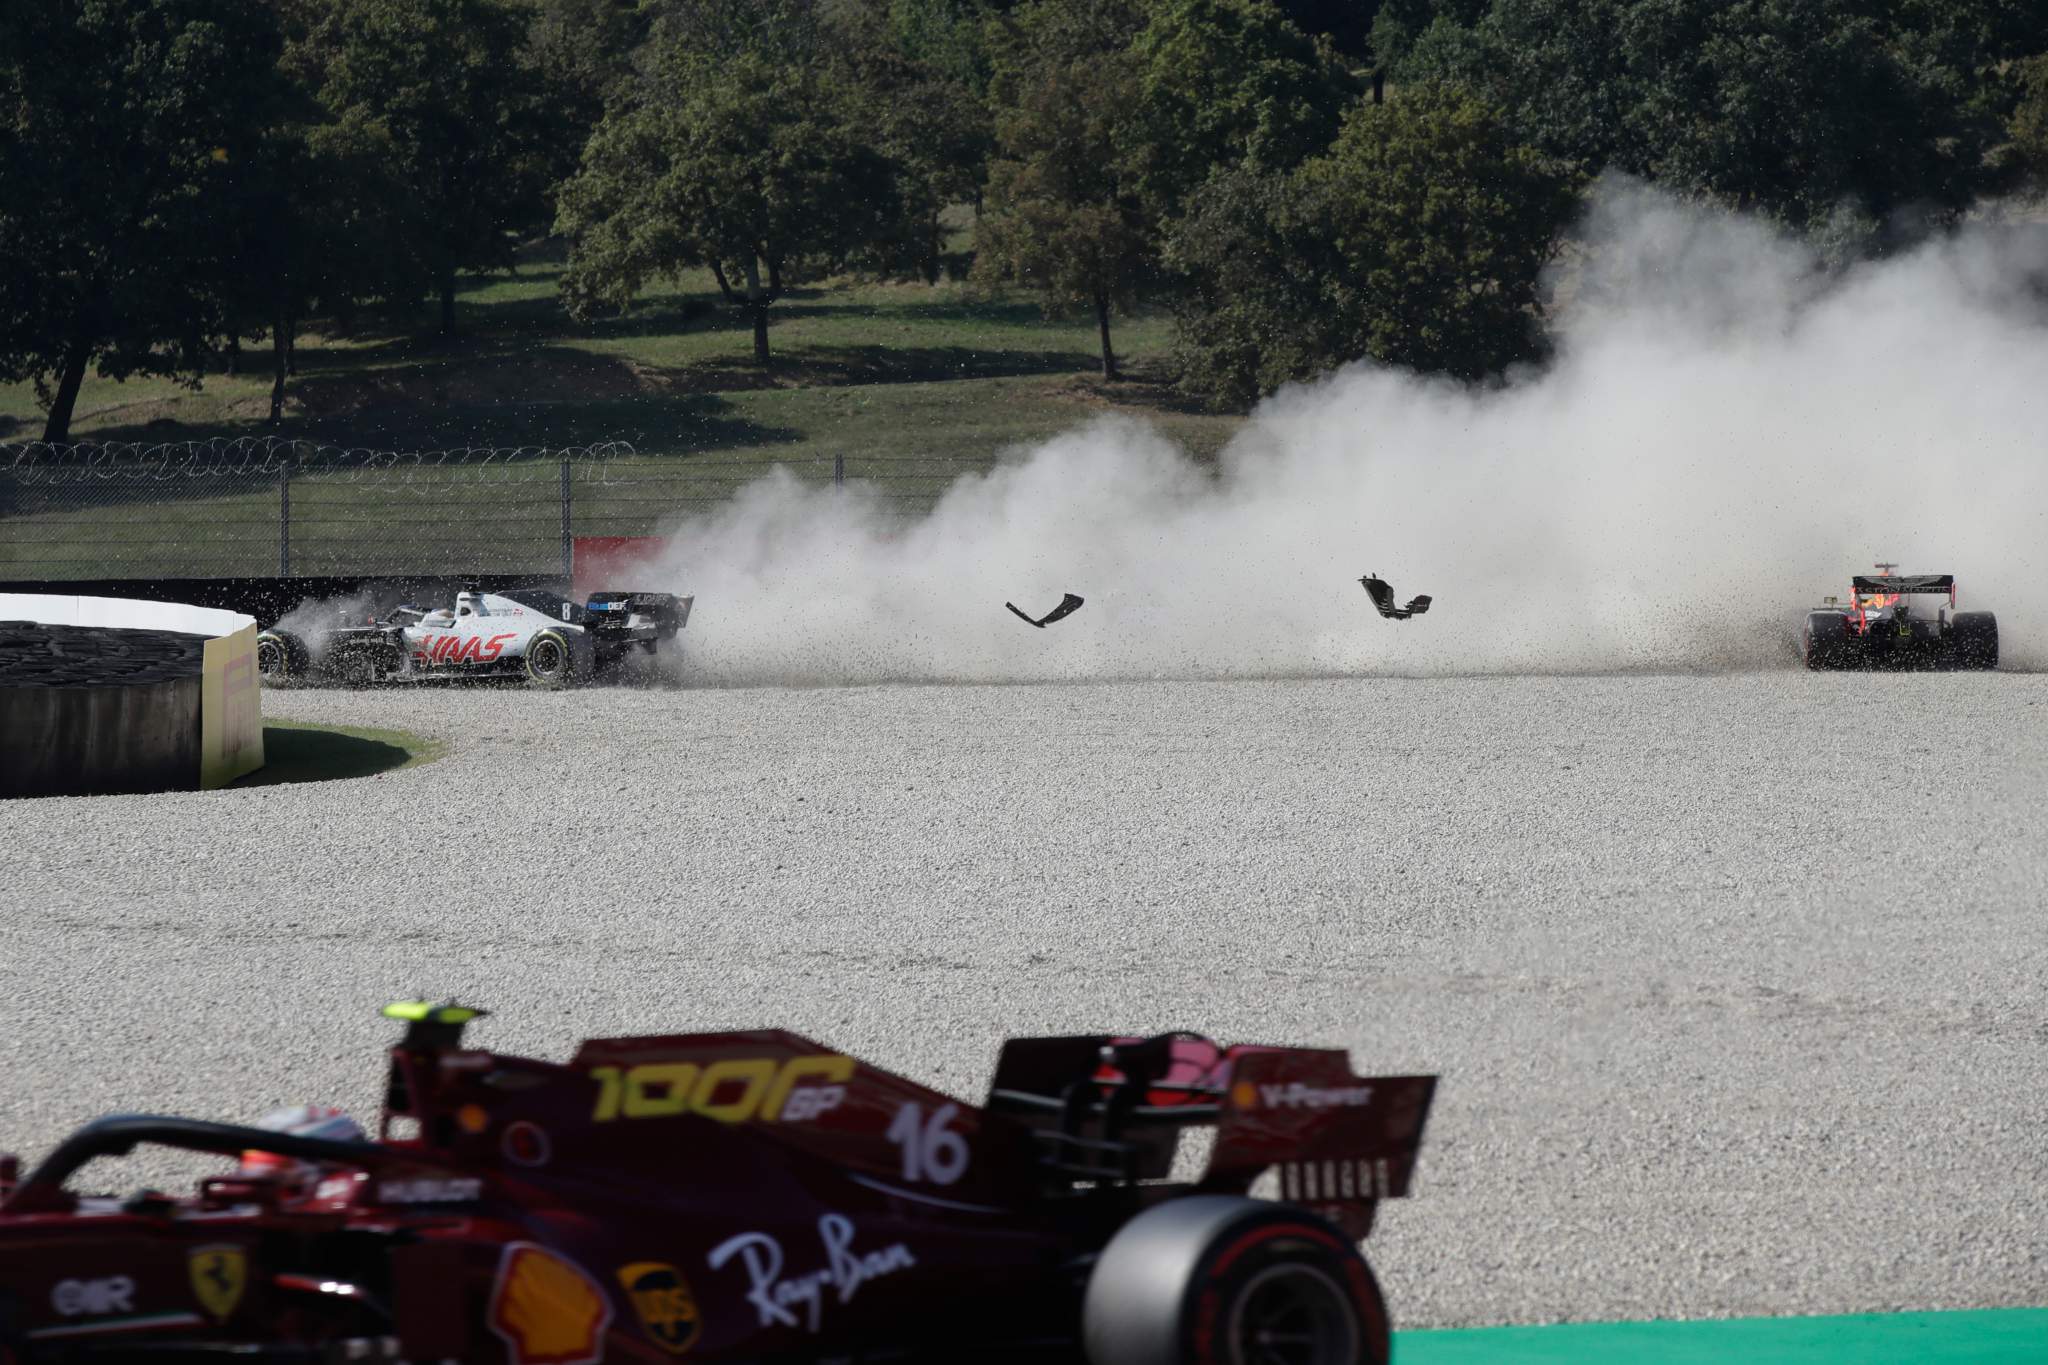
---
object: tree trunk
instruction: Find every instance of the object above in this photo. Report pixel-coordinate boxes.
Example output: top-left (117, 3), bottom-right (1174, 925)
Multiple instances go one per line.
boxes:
top-left (226, 333), bottom-right (241, 377)
top-left (439, 267), bottom-right (457, 335)
top-left (743, 254), bottom-right (771, 366)
top-left (41, 346), bottom-right (90, 443)
top-left (269, 293), bottom-right (290, 426)
top-left (1094, 290), bottom-right (1118, 381)
top-left (709, 259), bottom-right (737, 303)
top-left (766, 253), bottom-right (782, 298)
top-left (284, 307), bottom-right (297, 378)
top-left (924, 210), bottom-right (942, 285)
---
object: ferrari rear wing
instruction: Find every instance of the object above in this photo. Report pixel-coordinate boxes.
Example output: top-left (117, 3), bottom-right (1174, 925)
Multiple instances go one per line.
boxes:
top-left (985, 1034), bottom-right (1435, 1236)
top-left (1851, 574), bottom-right (1953, 594)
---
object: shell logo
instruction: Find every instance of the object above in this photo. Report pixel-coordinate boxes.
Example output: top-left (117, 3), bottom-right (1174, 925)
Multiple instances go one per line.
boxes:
top-left (486, 1243), bottom-right (613, 1365)
top-left (1230, 1080), bottom-right (1258, 1110)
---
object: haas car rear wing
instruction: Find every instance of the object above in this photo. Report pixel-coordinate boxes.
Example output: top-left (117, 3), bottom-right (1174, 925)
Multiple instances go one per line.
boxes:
top-left (986, 1034), bottom-right (1435, 1237)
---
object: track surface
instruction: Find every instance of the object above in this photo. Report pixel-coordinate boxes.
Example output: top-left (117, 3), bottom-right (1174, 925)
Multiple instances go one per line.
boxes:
top-left (4, 673), bottom-right (2046, 1329)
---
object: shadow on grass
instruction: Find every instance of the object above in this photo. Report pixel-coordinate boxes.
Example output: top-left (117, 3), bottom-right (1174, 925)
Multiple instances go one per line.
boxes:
top-left (782, 342), bottom-right (1095, 384)
top-left (621, 344), bottom-right (1097, 395)
top-left (231, 721), bottom-right (441, 787)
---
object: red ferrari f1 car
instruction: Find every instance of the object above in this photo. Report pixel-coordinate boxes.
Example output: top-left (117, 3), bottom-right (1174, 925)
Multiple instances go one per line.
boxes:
top-left (0, 1005), bottom-right (1435, 1364)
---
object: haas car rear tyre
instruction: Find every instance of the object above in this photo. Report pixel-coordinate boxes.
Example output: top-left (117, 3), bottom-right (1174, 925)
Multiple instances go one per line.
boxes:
top-left (1803, 612), bottom-right (1848, 671)
top-left (1083, 1197), bottom-right (1390, 1365)
top-left (525, 629), bottom-right (575, 688)
top-left (1950, 612), bottom-right (1998, 670)
top-left (255, 630), bottom-right (306, 685)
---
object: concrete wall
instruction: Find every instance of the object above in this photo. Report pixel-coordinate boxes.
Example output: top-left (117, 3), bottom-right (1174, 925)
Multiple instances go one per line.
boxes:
top-left (0, 672), bottom-right (203, 798)
top-left (0, 596), bottom-right (264, 797)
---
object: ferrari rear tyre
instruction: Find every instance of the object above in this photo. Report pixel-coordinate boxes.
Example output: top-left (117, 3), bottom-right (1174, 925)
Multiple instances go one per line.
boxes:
top-left (1082, 1197), bottom-right (1389, 1365)
top-left (1950, 612), bottom-right (1998, 670)
top-left (1803, 612), bottom-right (1848, 671)
top-left (526, 629), bottom-right (575, 688)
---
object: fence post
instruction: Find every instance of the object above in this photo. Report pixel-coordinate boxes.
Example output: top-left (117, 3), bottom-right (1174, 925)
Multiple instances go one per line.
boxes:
top-left (278, 457), bottom-right (291, 577)
top-left (560, 457), bottom-right (573, 582)
top-left (833, 452), bottom-right (845, 487)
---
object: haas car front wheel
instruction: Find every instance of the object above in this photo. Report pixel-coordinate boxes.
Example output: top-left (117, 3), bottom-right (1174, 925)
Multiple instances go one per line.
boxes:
top-left (525, 629), bottom-right (576, 688)
top-left (1083, 1197), bottom-right (1389, 1365)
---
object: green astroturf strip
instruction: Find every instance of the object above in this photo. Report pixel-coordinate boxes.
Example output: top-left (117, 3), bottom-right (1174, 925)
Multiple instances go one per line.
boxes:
top-left (1395, 1309), bottom-right (2048, 1362)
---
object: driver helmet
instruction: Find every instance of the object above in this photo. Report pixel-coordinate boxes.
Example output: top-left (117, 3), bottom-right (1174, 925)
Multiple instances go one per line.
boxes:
top-left (456, 591), bottom-right (481, 617)
top-left (238, 1104), bottom-right (365, 1188)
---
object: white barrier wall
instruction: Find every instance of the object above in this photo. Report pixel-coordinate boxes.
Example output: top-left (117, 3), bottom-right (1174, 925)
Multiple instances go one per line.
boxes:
top-left (0, 593), bottom-right (254, 638)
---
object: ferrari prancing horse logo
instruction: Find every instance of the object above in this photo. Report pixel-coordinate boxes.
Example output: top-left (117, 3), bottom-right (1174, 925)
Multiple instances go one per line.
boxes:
top-left (188, 1245), bottom-right (248, 1321)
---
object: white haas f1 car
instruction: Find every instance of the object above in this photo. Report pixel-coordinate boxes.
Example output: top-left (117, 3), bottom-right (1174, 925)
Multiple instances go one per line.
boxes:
top-left (1802, 564), bottom-right (1996, 671)
top-left (257, 588), bottom-right (691, 688)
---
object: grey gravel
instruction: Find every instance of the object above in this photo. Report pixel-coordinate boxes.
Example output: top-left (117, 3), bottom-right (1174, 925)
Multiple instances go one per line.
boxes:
top-left (3, 672), bottom-right (2046, 1329)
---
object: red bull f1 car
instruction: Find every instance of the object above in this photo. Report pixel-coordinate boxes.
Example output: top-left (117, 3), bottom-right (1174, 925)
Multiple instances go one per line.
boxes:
top-left (1802, 565), bottom-right (1997, 671)
top-left (257, 589), bottom-right (690, 689)
top-left (0, 1004), bottom-right (1435, 1364)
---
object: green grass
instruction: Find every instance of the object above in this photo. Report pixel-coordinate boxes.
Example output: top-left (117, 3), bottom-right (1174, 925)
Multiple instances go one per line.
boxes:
top-left (231, 720), bottom-right (444, 787)
top-left (1, 236), bottom-right (1243, 578)
top-left (0, 239), bottom-right (1225, 457)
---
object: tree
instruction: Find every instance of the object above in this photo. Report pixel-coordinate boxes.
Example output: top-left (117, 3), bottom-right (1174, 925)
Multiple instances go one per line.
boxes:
top-left (1159, 166), bottom-right (1340, 406)
top-left (217, 108), bottom-right (425, 423)
top-left (642, 0), bottom-right (826, 65)
top-left (556, 47), bottom-right (902, 364)
top-left (1396, 0), bottom-right (2026, 245)
top-left (527, 0), bottom-right (649, 188)
top-left (886, 0), bottom-right (998, 88)
top-left (1122, 0), bottom-right (1360, 221)
top-left (292, 0), bottom-right (558, 333)
top-left (823, 0), bottom-right (994, 284)
top-left (1622, 0), bottom-right (2000, 241)
top-left (975, 0), bottom-right (1152, 378)
top-left (0, 0), bottom-right (291, 442)
top-left (1394, 1), bottom-right (1638, 174)
top-left (1365, 0), bottom-right (1487, 71)
top-left (528, 0), bottom-right (645, 108)
top-left (2015, 54), bottom-right (2048, 194)
top-left (1275, 0), bottom-right (1382, 58)
top-left (1167, 83), bottom-right (1576, 405)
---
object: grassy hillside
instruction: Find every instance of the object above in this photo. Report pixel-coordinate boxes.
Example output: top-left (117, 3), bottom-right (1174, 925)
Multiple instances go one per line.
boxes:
top-left (0, 230), bottom-right (1251, 579)
top-left (0, 236), bottom-right (1243, 466)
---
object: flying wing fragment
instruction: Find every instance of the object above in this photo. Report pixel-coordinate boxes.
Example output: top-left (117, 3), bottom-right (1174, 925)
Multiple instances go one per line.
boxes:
top-left (1359, 574), bottom-right (1431, 620)
top-left (1006, 593), bottom-right (1085, 628)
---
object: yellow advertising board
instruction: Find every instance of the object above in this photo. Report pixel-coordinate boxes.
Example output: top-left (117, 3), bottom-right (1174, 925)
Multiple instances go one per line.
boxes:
top-left (200, 623), bottom-right (264, 788)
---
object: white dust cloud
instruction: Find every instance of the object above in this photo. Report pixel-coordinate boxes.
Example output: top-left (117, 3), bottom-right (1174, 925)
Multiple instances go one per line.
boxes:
top-left (646, 181), bottom-right (2048, 683)
top-left (271, 591), bottom-right (385, 665)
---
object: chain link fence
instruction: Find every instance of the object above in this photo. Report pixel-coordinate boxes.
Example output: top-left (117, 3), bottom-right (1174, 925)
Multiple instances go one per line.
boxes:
top-left (0, 439), bottom-right (987, 580)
